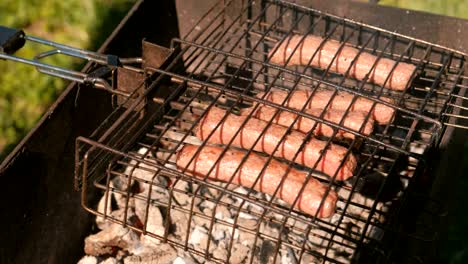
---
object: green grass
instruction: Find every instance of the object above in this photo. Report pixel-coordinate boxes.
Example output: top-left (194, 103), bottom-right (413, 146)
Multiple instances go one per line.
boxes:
top-left (0, 0), bottom-right (135, 158)
top-left (380, 0), bottom-right (468, 19)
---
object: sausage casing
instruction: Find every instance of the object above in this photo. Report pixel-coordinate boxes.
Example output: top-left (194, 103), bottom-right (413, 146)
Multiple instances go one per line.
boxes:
top-left (196, 107), bottom-right (357, 180)
top-left (269, 34), bottom-right (416, 91)
top-left (176, 144), bottom-right (338, 218)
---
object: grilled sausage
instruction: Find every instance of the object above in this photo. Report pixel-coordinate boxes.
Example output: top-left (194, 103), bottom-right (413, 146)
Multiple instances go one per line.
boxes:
top-left (269, 34), bottom-right (416, 91)
top-left (176, 144), bottom-right (338, 218)
top-left (245, 106), bottom-right (374, 139)
top-left (257, 89), bottom-right (395, 124)
top-left (196, 107), bottom-right (357, 180)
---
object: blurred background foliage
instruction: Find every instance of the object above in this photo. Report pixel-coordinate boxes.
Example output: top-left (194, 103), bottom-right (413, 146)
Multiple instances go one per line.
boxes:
top-left (0, 0), bottom-right (136, 158)
top-left (380, 0), bottom-right (468, 19)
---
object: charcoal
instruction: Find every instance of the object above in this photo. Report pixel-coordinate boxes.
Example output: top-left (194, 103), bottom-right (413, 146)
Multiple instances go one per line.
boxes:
top-left (352, 172), bottom-right (403, 203)
top-left (84, 141), bottom-right (398, 264)
top-left (212, 223), bottom-right (227, 242)
top-left (77, 255), bottom-right (98, 264)
top-left (172, 257), bottom-right (187, 264)
top-left (172, 180), bottom-right (191, 207)
top-left (84, 221), bottom-right (140, 256)
top-left (214, 205), bottom-right (232, 221)
top-left (229, 243), bottom-right (250, 263)
top-left (300, 253), bottom-right (319, 264)
top-left (139, 206), bottom-right (165, 246)
top-left (85, 208), bottom-right (141, 256)
top-left (169, 209), bottom-right (189, 240)
top-left (238, 211), bottom-right (256, 220)
top-left (124, 243), bottom-right (177, 264)
top-left (100, 258), bottom-right (118, 264)
top-left (260, 240), bottom-right (276, 263)
top-left (231, 187), bottom-right (265, 216)
top-left (238, 217), bottom-right (259, 231)
top-left (199, 184), bottom-right (218, 199)
top-left (211, 246), bottom-right (229, 261)
top-left (110, 175), bottom-right (136, 210)
top-left (96, 191), bottom-right (115, 230)
top-left (198, 200), bottom-right (215, 215)
top-left (280, 248), bottom-right (298, 264)
top-left (192, 208), bottom-right (211, 228)
top-left (188, 225), bottom-right (210, 249)
top-left (174, 250), bottom-right (198, 264)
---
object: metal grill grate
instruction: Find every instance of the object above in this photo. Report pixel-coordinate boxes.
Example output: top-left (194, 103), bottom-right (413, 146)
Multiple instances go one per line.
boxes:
top-left (74, 0), bottom-right (468, 263)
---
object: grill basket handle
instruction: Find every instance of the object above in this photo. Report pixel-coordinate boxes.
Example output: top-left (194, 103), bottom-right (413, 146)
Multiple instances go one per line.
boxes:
top-left (0, 26), bottom-right (26, 54)
top-left (0, 25), bottom-right (141, 97)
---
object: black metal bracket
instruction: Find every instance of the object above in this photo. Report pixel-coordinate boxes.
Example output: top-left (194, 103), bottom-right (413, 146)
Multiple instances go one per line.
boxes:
top-left (0, 26), bottom-right (26, 55)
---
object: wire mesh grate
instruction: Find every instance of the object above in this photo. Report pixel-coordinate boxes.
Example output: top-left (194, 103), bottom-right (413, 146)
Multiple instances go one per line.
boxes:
top-left (75, 0), bottom-right (467, 263)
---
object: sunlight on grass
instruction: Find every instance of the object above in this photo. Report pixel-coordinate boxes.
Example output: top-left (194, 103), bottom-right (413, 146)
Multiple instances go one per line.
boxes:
top-left (0, 0), bottom-right (135, 157)
top-left (379, 0), bottom-right (468, 19)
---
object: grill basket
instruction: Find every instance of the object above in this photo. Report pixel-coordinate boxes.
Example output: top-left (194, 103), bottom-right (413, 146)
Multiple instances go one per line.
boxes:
top-left (1, 0), bottom-right (467, 263)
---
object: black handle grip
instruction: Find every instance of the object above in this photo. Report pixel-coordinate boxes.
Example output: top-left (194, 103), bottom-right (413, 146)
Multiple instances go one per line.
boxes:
top-left (0, 26), bottom-right (26, 55)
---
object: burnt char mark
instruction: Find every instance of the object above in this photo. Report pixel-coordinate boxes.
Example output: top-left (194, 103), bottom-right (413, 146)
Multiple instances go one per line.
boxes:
top-left (259, 240), bottom-right (276, 263)
top-left (407, 75), bottom-right (434, 98)
top-left (352, 172), bottom-right (403, 203)
top-left (223, 65), bottom-right (255, 95)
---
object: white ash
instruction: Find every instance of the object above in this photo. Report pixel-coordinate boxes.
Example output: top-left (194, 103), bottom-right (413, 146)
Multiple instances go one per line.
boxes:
top-left (173, 250), bottom-right (198, 264)
top-left (280, 248), bottom-right (298, 264)
top-left (173, 257), bottom-right (189, 264)
top-left (135, 169), bottom-right (170, 208)
top-left (231, 187), bottom-right (266, 216)
top-left (77, 256), bottom-right (119, 264)
top-left (96, 190), bottom-right (114, 230)
top-left (85, 207), bottom-right (141, 256)
top-left (169, 209), bottom-right (189, 240)
top-left (225, 218), bottom-right (240, 240)
top-left (198, 200), bottom-right (216, 211)
top-left (77, 255), bottom-right (98, 264)
top-left (124, 243), bottom-right (177, 264)
top-left (125, 147), bottom-right (169, 198)
top-left (212, 223), bottom-right (227, 242)
top-left (81, 146), bottom-right (399, 264)
top-left (211, 246), bottom-right (229, 261)
top-left (188, 225), bottom-right (209, 246)
top-left (229, 243), bottom-right (251, 263)
top-left (301, 253), bottom-right (319, 264)
top-left (191, 208), bottom-right (212, 228)
top-left (84, 219), bottom-right (140, 256)
top-left (100, 258), bottom-right (118, 264)
top-left (139, 205), bottom-right (165, 246)
top-left (109, 177), bottom-right (133, 210)
top-left (214, 205), bottom-right (232, 221)
top-left (171, 180), bottom-right (192, 207)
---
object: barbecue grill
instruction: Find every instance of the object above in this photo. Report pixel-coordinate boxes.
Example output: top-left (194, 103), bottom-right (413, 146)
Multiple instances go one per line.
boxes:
top-left (1, 0), bottom-right (467, 263)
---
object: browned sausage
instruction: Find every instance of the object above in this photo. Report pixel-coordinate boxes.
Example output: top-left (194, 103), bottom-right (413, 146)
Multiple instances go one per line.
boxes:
top-left (244, 106), bottom-right (374, 139)
top-left (269, 34), bottom-right (416, 91)
top-left (195, 107), bottom-right (357, 180)
top-left (257, 89), bottom-right (395, 124)
top-left (176, 144), bottom-right (338, 218)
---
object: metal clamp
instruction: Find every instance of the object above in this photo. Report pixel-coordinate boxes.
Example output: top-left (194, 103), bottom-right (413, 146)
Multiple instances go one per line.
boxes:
top-left (0, 25), bottom-right (143, 97)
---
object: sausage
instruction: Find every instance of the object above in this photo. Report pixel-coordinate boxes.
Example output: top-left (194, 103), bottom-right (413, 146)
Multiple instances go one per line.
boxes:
top-left (269, 34), bottom-right (416, 91)
top-left (176, 144), bottom-right (338, 218)
top-left (257, 89), bottom-right (395, 124)
top-left (196, 107), bottom-right (357, 180)
top-left (244, 106), bottom-right (374, 139)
